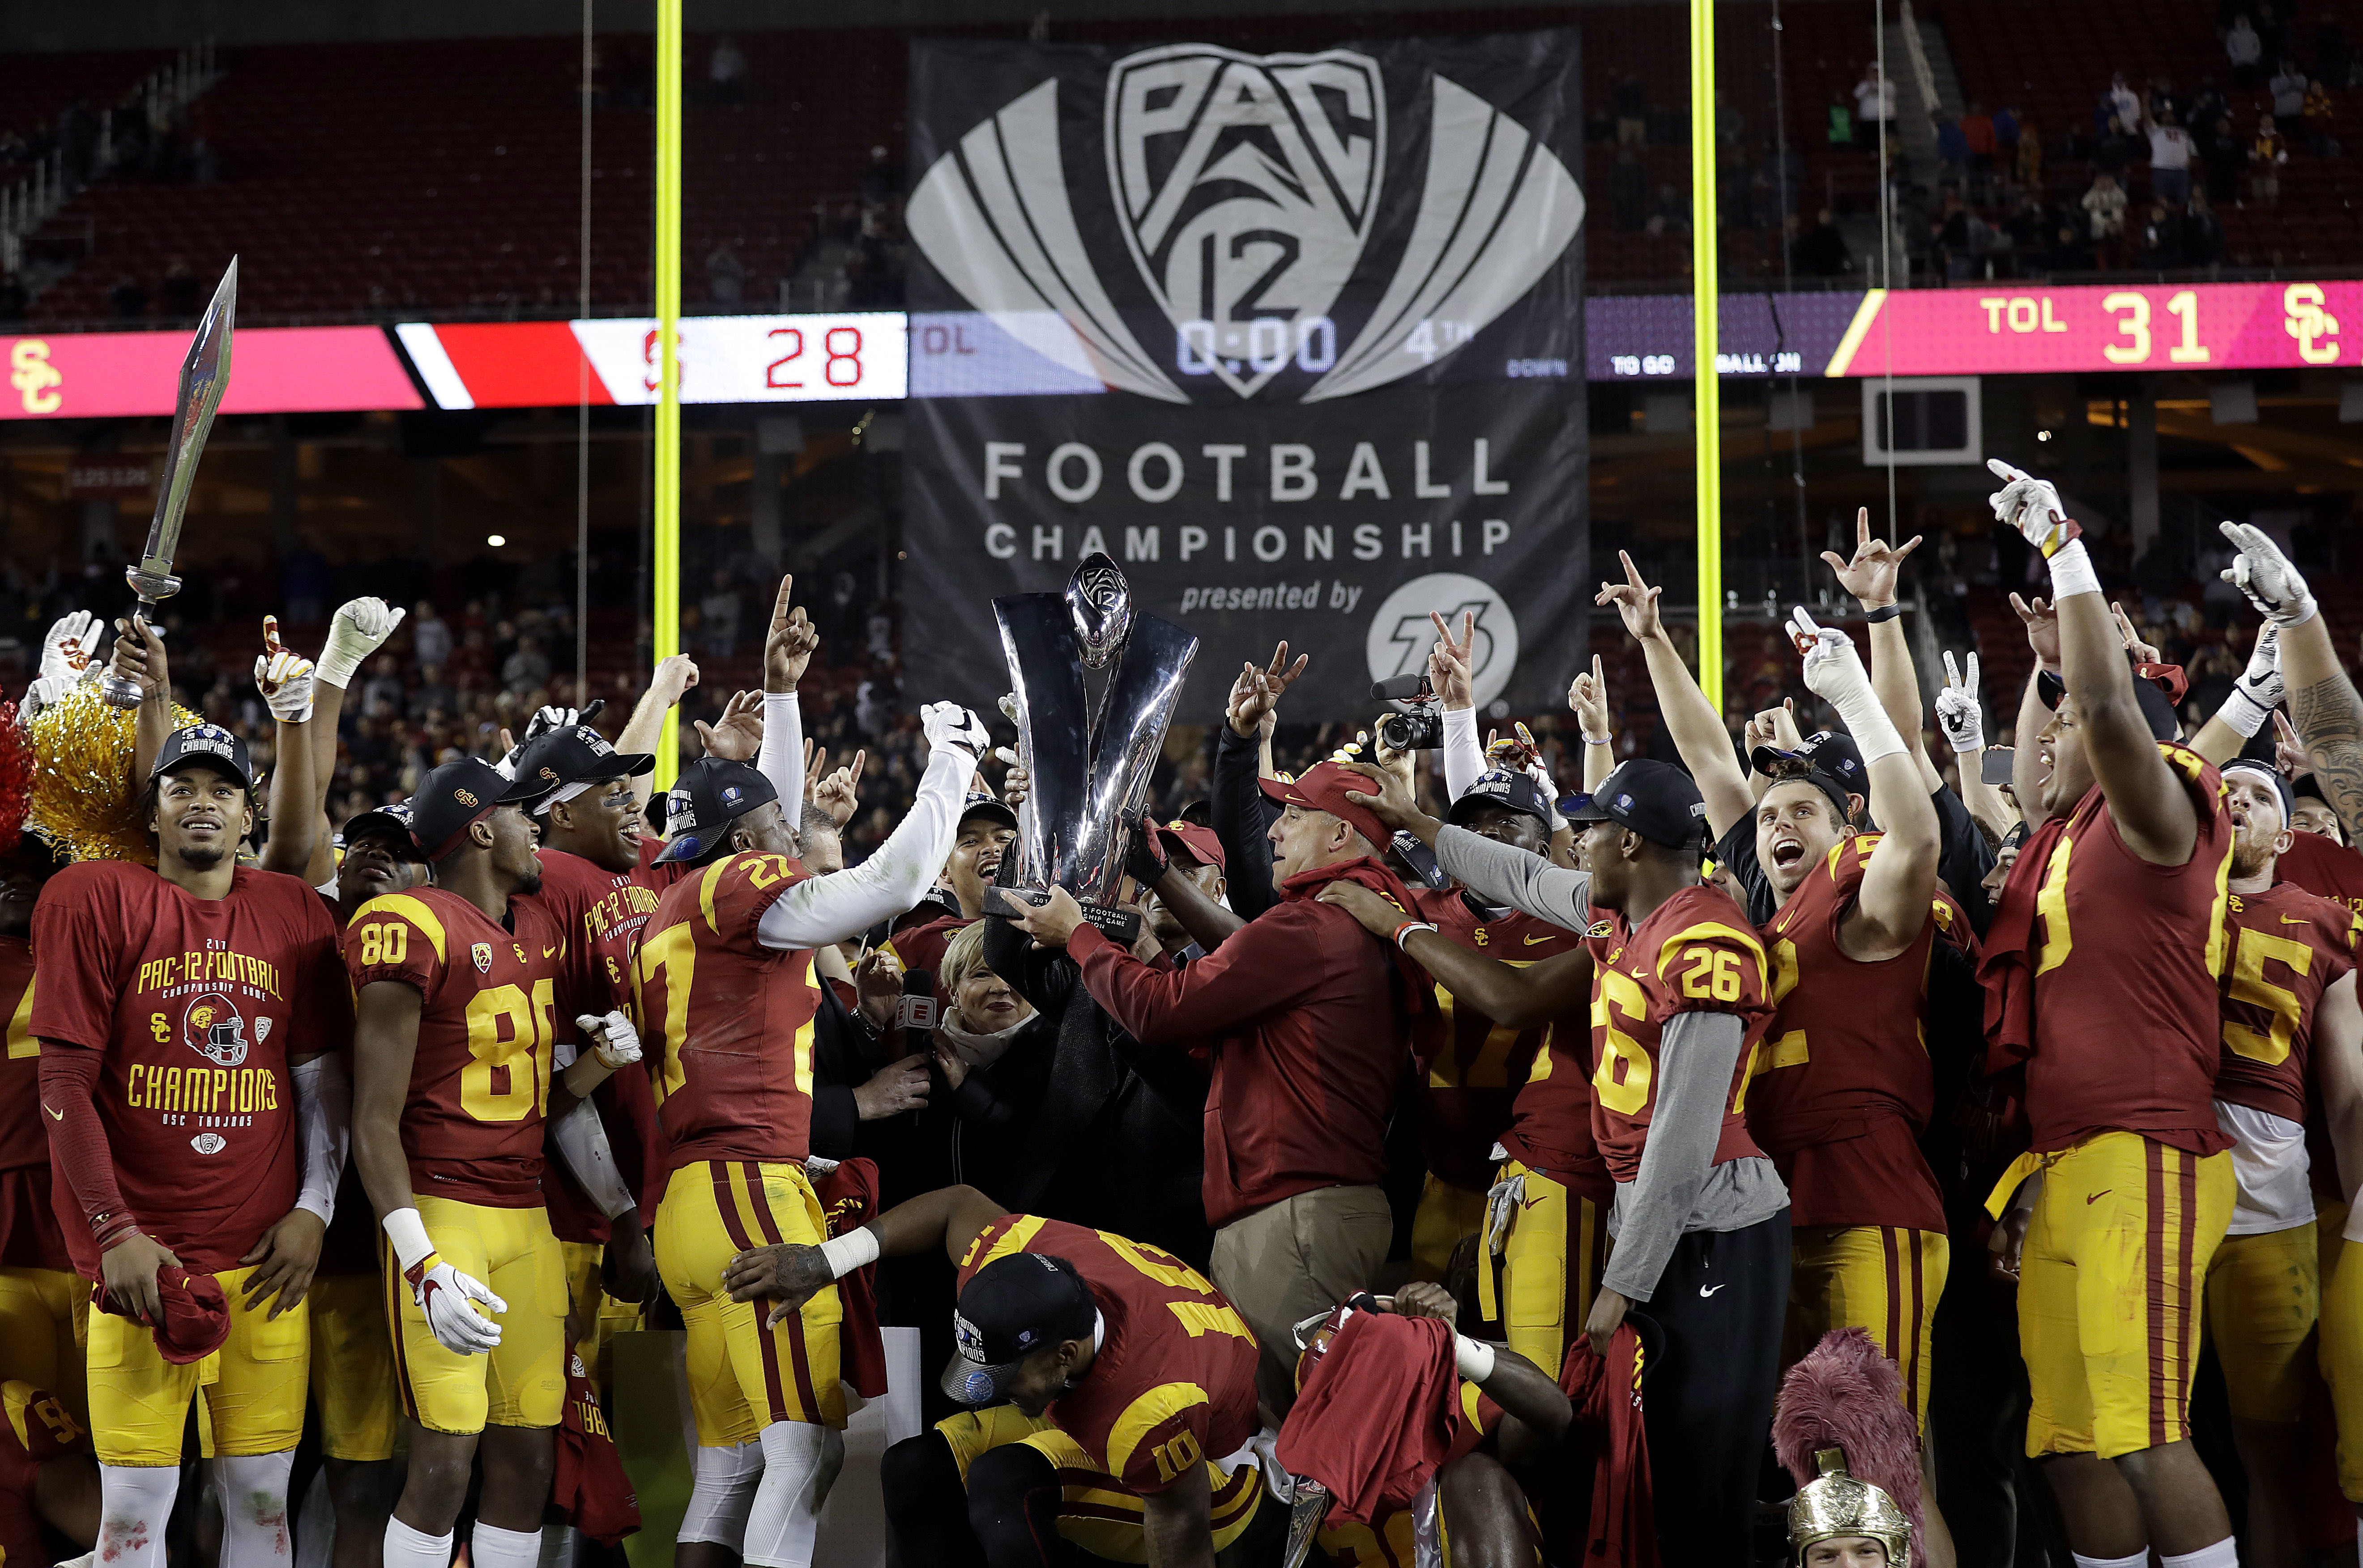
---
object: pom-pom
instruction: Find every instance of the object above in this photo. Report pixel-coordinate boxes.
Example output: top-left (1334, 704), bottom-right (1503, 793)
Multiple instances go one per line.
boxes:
top-left (26, 684), bottom-right (201, 865)
top-left (1774, 1327), bottom-right (1927, 1563)
top-left (0, 704), bottom-right (30, 861)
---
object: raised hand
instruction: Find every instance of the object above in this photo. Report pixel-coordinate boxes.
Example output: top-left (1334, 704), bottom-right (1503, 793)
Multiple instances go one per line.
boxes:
top-left (1428, 612), bottom-right (1476, 711)
top-left (318, 597), bottom-right (404, 689)
top-left (1786, 607), bottom-right (1871, 707)
top-left (1743, 699), bottom-right (1802, 758)
top-left (813, 749), bottom-right (865, 825)
top-left (255, 616), bottom-right (318, 723)
top-left (2274, 710), bottom-right (2312, 777)
top-left (38, 610), bottom-right (98, 683)
top-left (1595, 550), bottom-right (1665, 643)
top-left (694, 689), bottom-right (764, 762)
top-left (1226, 642), bottom-right (1309, 738)
top-left (921, 703), bottom-right (991, 760)
top-left (1987, 458), bottom-right (2076, 556)
top-left (2218, 520), bottom-right (2318, 627)
top-left (650, 653), bottom-right (700, 708)
top-left (1568, 654), bottom-right (1612, 741)
top-left (1819, 507), bottom-right (1924, 609)
top-left (107, 614), bottom-right (170, 705)
top-left (763, 576), bottom-right (819, 693)
top-left (1936, 651), bottom-right (1984, 755)
top-left (2009, 593), bottom-right (2061, 667)
top-left (2108, 601), bottom-right (2162, 665)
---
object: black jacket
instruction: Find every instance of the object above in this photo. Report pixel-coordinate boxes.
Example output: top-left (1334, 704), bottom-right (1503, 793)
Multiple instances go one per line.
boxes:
top-left (1211, 724), bottom-right (1281, 922)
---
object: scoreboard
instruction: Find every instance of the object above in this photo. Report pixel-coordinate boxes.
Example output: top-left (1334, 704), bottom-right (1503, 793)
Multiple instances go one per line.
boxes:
top-left (1820, 281), bottom-right (2349, 377)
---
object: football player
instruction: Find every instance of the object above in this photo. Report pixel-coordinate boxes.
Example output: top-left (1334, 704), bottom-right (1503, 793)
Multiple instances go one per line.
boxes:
top-left (739, 1184), bottom-right (1266, 1568)
top-left (33, 711), bottom-right (347, 1568)
top-left (633, 700), bottom-right (985, 1568)
top-left (1341, 754), bottom-right (1791, 1567)
top-left (1981, 460), bottom-right (2239, 1567)
top-left (884, 793), bottom-right (1016, 978)
top-left (346, 757), bottom-right (641, 1568)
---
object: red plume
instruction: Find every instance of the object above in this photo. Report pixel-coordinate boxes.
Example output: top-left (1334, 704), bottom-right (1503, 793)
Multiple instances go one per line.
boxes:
top-left (1772, 1327), bottom-right (1926, 1564)
top-left (0, 704), bottom-right (30, 860)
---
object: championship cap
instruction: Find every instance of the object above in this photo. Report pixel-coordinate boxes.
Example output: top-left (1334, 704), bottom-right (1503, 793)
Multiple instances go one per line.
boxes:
top-left (2222, 757), bottom-right (2296, 824)
top-left (409, 758), bottom-right (544, 861)
top-left (653, 758), bottom-right (779, 865)
top-left (1448, 769), bottom-right (1554, 831)
top-left (152, 723), bottom-right (254, 790)
top-left (941, 1252), bottom-right (1100, 1406)
top-left (1569, 759), bottom-right (1708, 848)
top-left (1748, 729), bottom-right (1866, 801)
top-left (1151, 818), bottom-right (1226, 870)
top-left (509, 724), bottom-right (656, 813)
top-left (336, 801), bottom-right (423, 858)
top-left (1259, 762), bottom-right (1391, 852)
top-left (960, 791), bottom-right (1019, 832)
top-left (2036, 668), bottom-right (2180, 741)
top-left (1752, 759), bottom-right (1854, 824)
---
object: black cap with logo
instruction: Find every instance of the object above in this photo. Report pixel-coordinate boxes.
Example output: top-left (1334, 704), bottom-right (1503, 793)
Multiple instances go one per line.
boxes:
top-left (2036, 669), bottom-right (2180, 742)
top-left (152, 723), bottom-right (254, 790)
top-left (409, 758), bottom-right (545, 861)
top-left (1447, 769), bottom-right (1554, 831)
top-left (940, 1252), bottom-right (1100, 1406)
top-left (509, 724), bottom-right (657, 803)
top-left (1569, 759), bottom-right (1709, 848)
top-left (960, 791), bottom-right (1019, 832)
top-left (1747, 729), bottom-right (1867, 800)
top-left (653, 758), bottom-right (780, 865)
top-left (337, 801), bottom-right (423, 858)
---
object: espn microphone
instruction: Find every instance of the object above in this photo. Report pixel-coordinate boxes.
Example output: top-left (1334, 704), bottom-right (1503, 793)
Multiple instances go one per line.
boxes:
top-left (1370, 674), bottom-right (1432, 702)
top-left (897, 969), bottom-right (938, 1056)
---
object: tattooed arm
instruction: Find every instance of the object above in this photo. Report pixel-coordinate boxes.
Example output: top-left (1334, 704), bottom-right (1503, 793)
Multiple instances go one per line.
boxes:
top-left (2282, 618), bottom-right (2363, 841)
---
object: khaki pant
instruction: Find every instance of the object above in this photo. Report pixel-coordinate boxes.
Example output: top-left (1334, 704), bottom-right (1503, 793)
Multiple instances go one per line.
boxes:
top-left (1210, 1185), bottom-right (1393, 1418)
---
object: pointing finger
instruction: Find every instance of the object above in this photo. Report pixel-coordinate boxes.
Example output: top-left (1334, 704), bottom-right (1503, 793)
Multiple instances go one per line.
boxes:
top-left (263, 615), bottom-right (283, 656)
top-left (1943, 651), bottom-right (1961, 689)
top-left (1965, 652), bottom-right (1979, 690)
top-left (1856, 508), bottom-right (1871, 550)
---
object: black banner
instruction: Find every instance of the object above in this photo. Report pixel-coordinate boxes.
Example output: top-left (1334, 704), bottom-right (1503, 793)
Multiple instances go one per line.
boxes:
top-left (901, 30), bottom-right (1588, 716)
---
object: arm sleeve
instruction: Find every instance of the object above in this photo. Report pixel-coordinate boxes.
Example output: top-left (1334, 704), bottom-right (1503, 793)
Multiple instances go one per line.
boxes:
top-left (981, 903), bottom-right (1078, 1013)
top-left (756, 691), bottom-right (805, 811)
top-left (1599, 1010), bottom-right (1746, 1303)
top-left (1212, 725), bottom-right (1280, 921)
top-left (757, 745), bottom-right (968, 950)
top-left (546, 1040), bottom-right (637, 1220)
top-left (1442, 706), bottom-right (1485, 802)
top-left (1433, 826), bottom-right (1595, 929)
top-left (1929, 784), bottom-right (1998, 932)
top-left (1069, 904), bottom-right (1324, 1045)
top-left (289, 1054), bottom-right (352, 1226)
top-left (37, 1046), bottom-right (136, 1248)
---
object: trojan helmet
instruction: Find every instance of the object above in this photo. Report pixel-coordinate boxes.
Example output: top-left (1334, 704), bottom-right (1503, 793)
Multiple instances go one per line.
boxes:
top-left (1774, 1328), bottom-right (1922, 1565)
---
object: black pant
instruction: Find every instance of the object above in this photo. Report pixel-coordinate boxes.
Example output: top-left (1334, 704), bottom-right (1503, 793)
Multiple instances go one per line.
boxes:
top-left (1633, 1208), bottom-right (1791, 1568)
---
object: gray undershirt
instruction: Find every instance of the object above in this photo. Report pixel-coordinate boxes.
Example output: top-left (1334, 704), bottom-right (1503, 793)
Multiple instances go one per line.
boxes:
top-left (1433, 824), bottom-right (1595, 929)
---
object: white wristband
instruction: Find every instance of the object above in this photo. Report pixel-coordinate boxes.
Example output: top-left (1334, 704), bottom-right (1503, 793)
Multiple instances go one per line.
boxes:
top-left (2216, 686), bottom-right (2272, 739)
top-left (1453, 1334), bottom-right (1496, 1382)
top-left (2045, 538), bottom-right (2101, 601)
top-left (818, 1226), bottom-right (880, 1279)
top-left (382, 1207), bottom-right (435, 1273)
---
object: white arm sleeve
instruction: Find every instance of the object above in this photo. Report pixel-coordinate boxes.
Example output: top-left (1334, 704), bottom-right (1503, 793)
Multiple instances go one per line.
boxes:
top-left (290, 1055), bottom-right (351, 1226)
top-left (756, 744), bottom-right (971, 951)
top-left (1442, 706), bottom-right (1485, 802)
top-left (547, 1040), bottom-right (636, 1220)
top-left (757, 692), bottom-right (805, 812)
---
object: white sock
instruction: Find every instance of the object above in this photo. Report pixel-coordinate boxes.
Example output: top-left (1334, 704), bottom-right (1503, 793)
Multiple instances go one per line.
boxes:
top-left (743, 1421), bottom-right (829, 1568)
top-left (2072, 1553), bottom-right (2150, 1568)
top-left (215, 1450), bottom-right (297, 1567)
top-left (536, 1525), bottom-right (577, 1568)
top-left (2160, 1540), bottom-right (2239, 1568)
top-left (470, 1521), bottom-right (543, 1568)
top-left (97, 1464), bottom-right (180, 1568)
top-left (383, 1517), bottom-right (452, 1568)
top-left (679, 1441), bottom-right (764, 1549)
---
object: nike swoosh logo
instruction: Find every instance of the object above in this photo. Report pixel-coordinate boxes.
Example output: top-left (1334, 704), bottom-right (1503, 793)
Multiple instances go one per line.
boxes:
top-left (1524, 933), bottom-right (1553, 946)
top-left (542, 945), bottom-right (560, 958)
top-left (2281, 915), bottom-right (2309, 926)
top-left (2086, 1190), bottom-right (2111, 1205)
top-left (42, 1104), bottom-right (61, 1121)
top-left (1699, 1283), bottom-right (1727, 1297)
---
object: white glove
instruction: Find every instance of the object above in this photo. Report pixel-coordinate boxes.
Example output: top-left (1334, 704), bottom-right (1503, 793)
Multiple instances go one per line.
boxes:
top-left (524, 704), bottom-right (583, 744)
top-left (408, 1253), bottom-right (506, 1354)
top-left (316, 597), bottom-right (404, 689)
top-left (1787, 608), bottom-right (1870, 707)
top-left (1936, 650), bottom-right (1984, 754)
top-left (2218, 622), bottom-right (2285, 739)
top-left (1986, 458), bottom-right (2075, 556)
top-left (255, 645), bottom-right (318, 724)
top-left (579, 1010), bottom-right (642, 1070)
top-left (1483, 1171), bottom-right (1527, 1258)
top-left (921, 702), bottom-right (992, 759)
top-left (2219, 521), bottom-right (2317, 628)
top-left (38, 611), bottom-right (98, 685)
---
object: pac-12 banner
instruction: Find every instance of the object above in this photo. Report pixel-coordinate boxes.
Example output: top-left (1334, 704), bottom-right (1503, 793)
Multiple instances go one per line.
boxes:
top-left (899, 30), bottom-right (1588, 717)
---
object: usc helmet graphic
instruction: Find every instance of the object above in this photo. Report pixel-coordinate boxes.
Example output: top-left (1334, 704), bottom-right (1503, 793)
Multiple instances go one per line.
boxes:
top-left (182, 993), bottom-right (251, 1068)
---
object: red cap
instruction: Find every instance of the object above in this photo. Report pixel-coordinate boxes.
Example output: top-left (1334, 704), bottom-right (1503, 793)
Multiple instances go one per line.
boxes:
top-left (91, 1267), bottom-right (231, 1364)
top-left (1258, 762), bottom-right (1391, 853)
top-left (1152, 818), bottom-right (1227, 870)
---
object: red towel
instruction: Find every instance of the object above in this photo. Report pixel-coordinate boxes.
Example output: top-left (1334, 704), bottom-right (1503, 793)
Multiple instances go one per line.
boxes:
top-left (1558, 1328), bottom-right (1657, 1568)
top-left (1275, 1312), bottom-right (1463, 1525)
top-left (91, 1267), bottom-right (230, 1365)
top-left (816, 1159), bottom-right (889, 1400)
top-left (1974, 814), bottom-right (2069, 1070)
top-left (552, 1353), bottom-right (640, 1544)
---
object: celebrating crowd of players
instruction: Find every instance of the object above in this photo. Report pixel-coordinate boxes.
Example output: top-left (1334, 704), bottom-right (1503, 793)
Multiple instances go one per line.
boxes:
top-left (1, 457), bottom-right (2361, 1568)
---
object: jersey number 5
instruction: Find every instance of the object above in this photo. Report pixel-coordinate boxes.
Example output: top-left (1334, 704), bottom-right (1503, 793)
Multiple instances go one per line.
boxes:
top-left (2224, 925), bottom-right (2310, 1066)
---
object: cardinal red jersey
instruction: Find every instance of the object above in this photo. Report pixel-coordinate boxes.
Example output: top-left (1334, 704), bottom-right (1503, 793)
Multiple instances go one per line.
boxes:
top-left (958, 1214), bottom-right (1259, 1495)
top-left (1747, 835), bottom-right (1978, 1232)
top-left (344, 888), bottom-right (567, 1207)
top-left (885, 912), bottom-right (969, 980)
top-left (1408, 889), bottom-right (1583, 1192)
top-left (1583, 886), bottom-right (1776, 1185)
top-left (2216, 880), bottom-right (2361, 1125)
top-left (0, 1381), bottom-right (84, 1568)
top-left (2019, 744), bottom-right (2235, 1155)
top-left (31, 861), bottom-right (345, 1274)
top-left (634, 851), bottom-right (823, 1173)
top-left (2272, 830), bottom-right (2363, 915)
top-left (0, 937), bottom-right (65, 1273)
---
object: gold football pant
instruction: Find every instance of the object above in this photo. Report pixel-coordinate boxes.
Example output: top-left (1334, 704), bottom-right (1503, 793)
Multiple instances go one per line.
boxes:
top-left (2202, 1220), bottom-right (2319, 1424)
top-left (2316, 1201), bottom-right (2363, 1500)
top-left (1478, 1161), bottom-right (1607, 1377)
top-left (308, 1273), bottom-right (398, 1462)
top-left (0, 1266), bottom-right (86, 1425)
top-left (1410, 1175), bottom-right (1487, 1283)
top-left (384, 1195), bottom-right (568, 1436)
top-left (90, 1264), bottom-right (308, 1466)
top-left (1786, 1225), bottom-right (1948, 1431)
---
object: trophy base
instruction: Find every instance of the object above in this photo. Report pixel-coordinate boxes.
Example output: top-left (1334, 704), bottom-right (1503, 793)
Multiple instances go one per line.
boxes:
top-left (983, 885), bottom-right (1142, 944)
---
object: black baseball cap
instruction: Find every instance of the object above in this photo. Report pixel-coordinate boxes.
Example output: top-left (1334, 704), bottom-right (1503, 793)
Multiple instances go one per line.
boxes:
top-left (960, 792), bottom-right (1019, 832)
top-left (1753, 760), bottom-right (1854, 824)
top-left (2222, 757), bottom-right (2296, 823)
top-left (2036, 669), bottom-right (2180, 742)
top-left (509, 724), bottom-right (657, 806)
top-left (1570, 759), bottom-right (1709, 848)
top-left (1448, 769), bottom-right (1554, 831)
top-left (152, 723), bottom-right (254, 790)
top-left (337, 801), bottom-right (423, 858)
top-left (892, 886), bottom-right (963, 931)
top-left (941, 1252), bottom-right (1100, 1406)
top-left (1748, 729), bottom-right (1867, 800)
top-left (653, 758), bottom-right (780, 865)
top-left (409, 758), bottom-right (544, 861)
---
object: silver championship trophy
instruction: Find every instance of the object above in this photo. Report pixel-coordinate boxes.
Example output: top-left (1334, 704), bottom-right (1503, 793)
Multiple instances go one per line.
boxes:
top-left (97, 257), bottom-right (237, 709)
top-left (985, 554), bottom-right (1197, 942)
